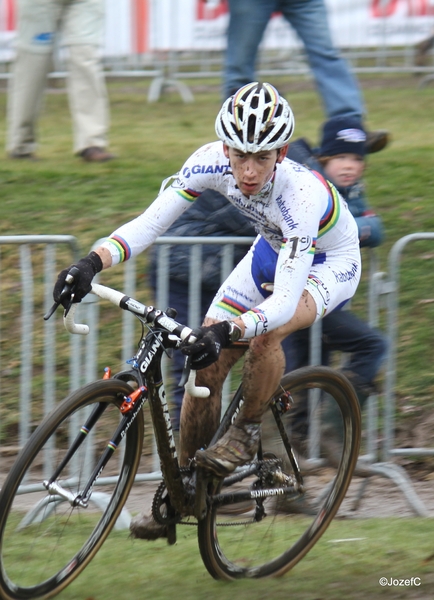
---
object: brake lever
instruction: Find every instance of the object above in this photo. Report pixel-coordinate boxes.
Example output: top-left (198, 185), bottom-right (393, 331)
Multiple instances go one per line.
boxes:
top-left (43, 270), bottom-right (76, 321)
top-left (43, 301), bottom-right (60, 321)
top-left (178, 355), bottom-right (192, 387)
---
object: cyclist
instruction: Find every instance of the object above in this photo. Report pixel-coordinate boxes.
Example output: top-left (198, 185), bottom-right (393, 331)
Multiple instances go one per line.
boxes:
top-left (54, 82), bottom-right (361, 483)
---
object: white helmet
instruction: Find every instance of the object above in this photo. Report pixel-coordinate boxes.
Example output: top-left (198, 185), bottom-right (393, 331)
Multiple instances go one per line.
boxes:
top-left (215, 82), bottom-right (295, 153)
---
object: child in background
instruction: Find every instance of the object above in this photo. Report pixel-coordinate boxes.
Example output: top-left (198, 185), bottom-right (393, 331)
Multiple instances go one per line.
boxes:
top-left (286, 117), bottom-right (387, 467)
top-left (288, 115), bottom-right (384, 248)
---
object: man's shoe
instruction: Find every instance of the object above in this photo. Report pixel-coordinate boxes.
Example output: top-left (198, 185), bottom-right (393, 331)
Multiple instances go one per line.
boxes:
top-left (195, 419), bottom-right (261, 478)
top-left (365, 130), bottom-right (390, 154)
top-left (80, 146), bottom-right (116, 162)
top-left (129, 513), bottom-right (167, 540)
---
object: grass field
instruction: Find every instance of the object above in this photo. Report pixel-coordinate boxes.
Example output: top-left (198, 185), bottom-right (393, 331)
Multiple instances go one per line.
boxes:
top-left (0, 75), bottom-right (434, 598)
top-left (57, 518), bottom-right (434, 599)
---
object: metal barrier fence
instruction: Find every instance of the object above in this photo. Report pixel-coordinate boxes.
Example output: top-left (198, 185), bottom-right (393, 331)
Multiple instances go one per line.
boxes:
top-left (1, 233), bottom-right (433, 517)
top-left (0, 235), bottom-right (79, 448)
top-left (354, 232), bottom-right (434, 517)
top-left (380, 233), bottom-right (434, 462)
top-left (1, 44), bottom-right (433, 102)
top-left (1, 40), bottom-right (433, 102)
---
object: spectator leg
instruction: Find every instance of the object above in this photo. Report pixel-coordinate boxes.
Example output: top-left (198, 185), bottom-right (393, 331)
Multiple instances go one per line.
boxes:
top-left (66, 44), bottom-right (110, 154)
top-left (281, 0), bottom-right (364, 119)
top-left (6, 49), bottom-right (52, 155)
top-left (224, 0), bottom-right (275, 99)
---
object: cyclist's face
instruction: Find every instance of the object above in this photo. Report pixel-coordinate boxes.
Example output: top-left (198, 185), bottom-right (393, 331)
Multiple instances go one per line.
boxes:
top-left (224, 145), bottom-right (288, 197)
top-left (323, 153), bottom-right (365, 188)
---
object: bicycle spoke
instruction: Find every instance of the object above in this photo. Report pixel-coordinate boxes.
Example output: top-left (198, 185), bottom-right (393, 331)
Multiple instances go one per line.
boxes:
top-left (198, 366), bottom-right (360, 579)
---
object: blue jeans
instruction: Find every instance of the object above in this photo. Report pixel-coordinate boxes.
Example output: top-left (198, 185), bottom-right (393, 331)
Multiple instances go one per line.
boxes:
top-left (286, 309), bottom-right (387, 390)
top-left (225, 0), bottom-right (364, 120)
top-left (284, 309), bottom-right (387, 440)
top-left (285, 308), bottom-right (387, 437)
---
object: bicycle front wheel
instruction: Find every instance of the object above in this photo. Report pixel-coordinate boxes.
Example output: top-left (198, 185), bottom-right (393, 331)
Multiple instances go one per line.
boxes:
top-left (0, 379), bottom-right (144, 600)
top-left (198, 366), bottom-right (361, 579)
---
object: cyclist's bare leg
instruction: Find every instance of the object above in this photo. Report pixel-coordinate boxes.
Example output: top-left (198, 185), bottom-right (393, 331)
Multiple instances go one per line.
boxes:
top-left (179, 336), bottom-right (245, 465)
top-left (242, 290), bottom-right (317, 421)
top-left (195, 290), bottom-right (317, 476)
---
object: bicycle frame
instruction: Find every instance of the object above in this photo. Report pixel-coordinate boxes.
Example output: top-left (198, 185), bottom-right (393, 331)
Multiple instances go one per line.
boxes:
top-left (116, 326), bottom-right (191, 516)
top-left (61, 283), bottom-right (305, 522)
top-left (58, 312), bottom-right (192, 516)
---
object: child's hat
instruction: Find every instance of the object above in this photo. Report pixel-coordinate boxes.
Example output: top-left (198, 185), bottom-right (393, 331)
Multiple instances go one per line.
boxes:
top-left (319, 116), bottom-right (367, 157)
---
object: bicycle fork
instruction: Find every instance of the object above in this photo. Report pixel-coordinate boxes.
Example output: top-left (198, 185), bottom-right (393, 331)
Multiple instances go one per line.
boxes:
top-left (43, 386), bottom-right (147, 508)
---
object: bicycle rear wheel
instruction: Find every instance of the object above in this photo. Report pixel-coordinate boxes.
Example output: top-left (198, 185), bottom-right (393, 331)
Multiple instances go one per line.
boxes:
top-left (198, 366), bottom-right (361, 579)
top-left (0, 379), bottom-right (144, 600)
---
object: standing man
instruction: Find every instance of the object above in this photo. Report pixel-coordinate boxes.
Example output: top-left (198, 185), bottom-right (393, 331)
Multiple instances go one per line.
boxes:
top-left (7, 0), bottom-right (114, 162)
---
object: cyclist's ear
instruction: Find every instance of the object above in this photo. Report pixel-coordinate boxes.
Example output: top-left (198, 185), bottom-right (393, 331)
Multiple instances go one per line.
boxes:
top-left (276, 145), bottom-right (289, 163)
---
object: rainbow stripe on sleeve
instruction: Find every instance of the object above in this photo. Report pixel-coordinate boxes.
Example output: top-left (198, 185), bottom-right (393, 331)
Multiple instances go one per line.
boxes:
top-left (311, 171), bottom-right (341, 237)
top-left (106, 235), bottom-right (131, 263)
top-left (244, 307), bottom-right (267, 325)
top-left (216, 294), bottom-right (249, 317)
top-left (176, 188), bottom-right (201, 202)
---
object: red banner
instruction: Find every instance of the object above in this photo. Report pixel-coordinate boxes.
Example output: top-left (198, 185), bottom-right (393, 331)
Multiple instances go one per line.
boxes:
top-left (132, 0), bottom-right (149, 53)
top-left (196, 0), bottom-right (228, 20)
top-left (3, 0), bottom-right (16, 30)
top-left (371, 0), bottom-right (434, 17)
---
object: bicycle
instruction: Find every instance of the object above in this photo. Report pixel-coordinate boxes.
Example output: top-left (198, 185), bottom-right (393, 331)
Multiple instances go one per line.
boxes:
top-left (0, 272), bottom-right (361, 599)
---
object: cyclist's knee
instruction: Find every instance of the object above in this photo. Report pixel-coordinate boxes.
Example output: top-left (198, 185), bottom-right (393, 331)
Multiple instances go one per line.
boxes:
top-left (248, 331), bottom-right (282, 357)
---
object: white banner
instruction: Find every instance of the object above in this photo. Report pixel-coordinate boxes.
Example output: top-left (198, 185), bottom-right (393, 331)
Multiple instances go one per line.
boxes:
top-left (190, 0), bottom-right (434, 51)
top-left (1, 0), bottom-right (434, 59)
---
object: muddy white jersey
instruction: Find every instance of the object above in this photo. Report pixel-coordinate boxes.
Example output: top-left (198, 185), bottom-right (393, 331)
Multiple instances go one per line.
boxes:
top-left (102, 141), bottom-right (360, 338)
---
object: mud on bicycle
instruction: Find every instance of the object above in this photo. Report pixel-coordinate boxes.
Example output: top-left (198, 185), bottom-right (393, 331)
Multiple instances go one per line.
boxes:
top-left (0, 272), bottom-right (361, 599)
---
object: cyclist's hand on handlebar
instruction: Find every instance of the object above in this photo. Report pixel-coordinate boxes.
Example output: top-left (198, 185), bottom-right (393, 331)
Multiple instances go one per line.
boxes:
top-left (53, 251), bottom-right (103, 309)
top-left (180, 321), bottom-right (232, 370)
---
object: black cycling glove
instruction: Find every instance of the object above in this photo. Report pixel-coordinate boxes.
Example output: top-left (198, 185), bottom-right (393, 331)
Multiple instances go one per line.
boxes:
top-left (181, 321), bottom-right (235, 370)
top-left (53, 251), bottom-right (103, 308)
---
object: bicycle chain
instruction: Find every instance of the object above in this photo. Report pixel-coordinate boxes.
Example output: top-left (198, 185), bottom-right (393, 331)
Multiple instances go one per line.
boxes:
top-left (151, 460), bottom-right (289, 528)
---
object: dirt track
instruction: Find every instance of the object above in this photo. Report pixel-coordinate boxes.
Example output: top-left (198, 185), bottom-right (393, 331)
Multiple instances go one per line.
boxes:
top-left (121, 467), bottom-right (434, 522)
top-left (1, 444), bottom-right (433, 520)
